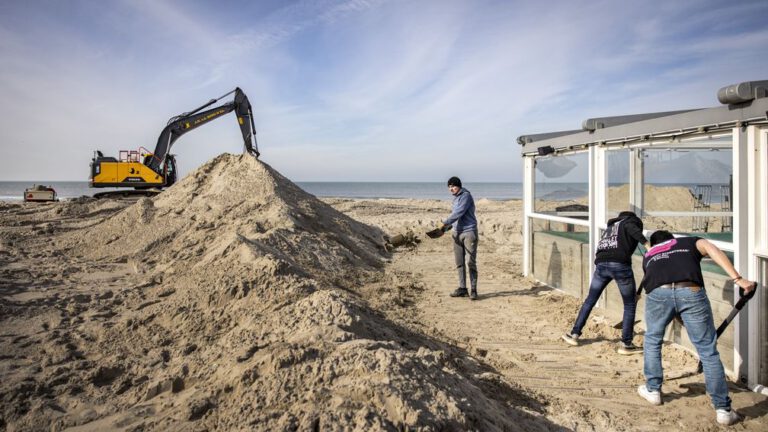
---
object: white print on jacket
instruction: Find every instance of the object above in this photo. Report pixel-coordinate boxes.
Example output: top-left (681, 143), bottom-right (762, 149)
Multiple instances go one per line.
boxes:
top-left (597, 219), bottom-right (623, 251)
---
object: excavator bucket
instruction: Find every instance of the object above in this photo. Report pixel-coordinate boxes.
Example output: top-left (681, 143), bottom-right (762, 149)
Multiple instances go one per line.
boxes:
top-left (234, 88), bottom-right (259, 157)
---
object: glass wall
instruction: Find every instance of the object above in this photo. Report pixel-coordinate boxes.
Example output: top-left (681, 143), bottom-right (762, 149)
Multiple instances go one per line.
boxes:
top-left (530, 217), bottom-right (589, 298)
top-left (534, 152), bottom-right (589, 216)
top-left (641, 142), bottom-right (733, 238)
top-left (606, 149), bottom-right (631, 216)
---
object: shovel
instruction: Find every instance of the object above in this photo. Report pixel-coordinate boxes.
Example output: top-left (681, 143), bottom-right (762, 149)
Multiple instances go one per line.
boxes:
top-left (426, 224), bottom-right (452, 239)
top-left (695, 284), bottom-right (757, 373)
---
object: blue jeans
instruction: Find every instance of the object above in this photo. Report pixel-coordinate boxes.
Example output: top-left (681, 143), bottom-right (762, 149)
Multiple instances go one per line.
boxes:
top-left (643, 286), bottom-right (731, 409)
top-left (571, 262), bottom-right (637, 344)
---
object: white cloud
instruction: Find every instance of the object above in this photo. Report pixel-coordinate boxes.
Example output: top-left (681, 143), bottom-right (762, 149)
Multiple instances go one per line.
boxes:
top-left (1, 0), bottom-right (767, 182)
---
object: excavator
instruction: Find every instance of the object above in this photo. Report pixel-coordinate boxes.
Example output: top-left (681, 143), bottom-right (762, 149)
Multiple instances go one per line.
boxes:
top-left (90, 87), bottom-right (259, 197)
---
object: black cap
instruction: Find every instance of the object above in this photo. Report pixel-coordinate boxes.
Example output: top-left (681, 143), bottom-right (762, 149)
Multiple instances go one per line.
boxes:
top-left (447, 176), bottom-right (462, 188)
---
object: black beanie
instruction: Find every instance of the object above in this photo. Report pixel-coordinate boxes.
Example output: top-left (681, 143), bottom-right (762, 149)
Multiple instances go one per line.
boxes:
top-left (447, 176), bottom-right (462, 188)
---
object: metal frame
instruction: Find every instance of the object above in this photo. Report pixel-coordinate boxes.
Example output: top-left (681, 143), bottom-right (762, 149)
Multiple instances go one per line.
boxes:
top-left (747, 127), bottom-right (768, 388)
top-left (520, 98), bottom-right (768, 156)
top-left (522, 157), bottom-right (534, 277)
top-left (731, 126), bottom-right (749, 380)
top-left (521, 83), bottom-right (768, 390)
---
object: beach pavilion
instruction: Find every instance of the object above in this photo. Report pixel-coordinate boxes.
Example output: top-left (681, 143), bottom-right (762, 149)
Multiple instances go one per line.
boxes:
top-left (518, 80), bottom-right (768, 394)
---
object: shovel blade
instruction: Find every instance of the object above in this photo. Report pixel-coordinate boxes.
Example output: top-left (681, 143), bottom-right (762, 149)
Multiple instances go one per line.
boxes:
top-left (426, 228), bottom-right (444, 239)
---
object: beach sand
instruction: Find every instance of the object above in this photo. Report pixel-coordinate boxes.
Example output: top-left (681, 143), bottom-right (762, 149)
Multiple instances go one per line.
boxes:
top-left (1, 153), bottom-right (765, 431)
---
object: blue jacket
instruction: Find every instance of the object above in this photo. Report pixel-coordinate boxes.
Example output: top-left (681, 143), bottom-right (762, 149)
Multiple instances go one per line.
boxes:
top-left (443, 188), bottom-right (477, 233)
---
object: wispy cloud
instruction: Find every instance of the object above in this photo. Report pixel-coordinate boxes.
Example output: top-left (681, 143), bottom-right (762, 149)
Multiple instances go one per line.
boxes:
top-left (1, 0), bottom-right (767, 181)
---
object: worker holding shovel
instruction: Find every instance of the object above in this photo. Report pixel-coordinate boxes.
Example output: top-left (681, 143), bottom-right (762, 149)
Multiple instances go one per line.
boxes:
top-left (561, 211), bottom-right (649, 354)
top-left (637, 230), bottom-right (756, 426)
top-left (435, 177), bottom-right (479, 300)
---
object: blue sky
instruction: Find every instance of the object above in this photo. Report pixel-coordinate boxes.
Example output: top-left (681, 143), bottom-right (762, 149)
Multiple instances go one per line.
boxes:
top-left (1, 0), bottom-right (767, 182)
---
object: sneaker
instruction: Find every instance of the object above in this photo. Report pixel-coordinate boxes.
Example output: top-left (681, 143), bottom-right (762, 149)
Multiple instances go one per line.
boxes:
top-left (561, 333), bottom-right (579, 346)
top-left (450, 288), bottom-right (468, 298)
top-left (617, 342), bottom-right (642, 355)
top-left (716, 408), bottom-right (742, 425)
top-left (470, 290), bottom-right (478, 300)
top-left (637, 384), bottom-right (662, 405)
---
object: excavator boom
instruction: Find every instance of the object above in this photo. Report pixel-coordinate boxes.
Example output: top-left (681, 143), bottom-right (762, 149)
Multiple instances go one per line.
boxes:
top-left (145, 88), bottom-right (259, 173)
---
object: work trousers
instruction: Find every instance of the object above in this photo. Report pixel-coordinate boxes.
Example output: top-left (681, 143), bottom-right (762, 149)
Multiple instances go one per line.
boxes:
top-left (453, 230), bottom-right (478, 290)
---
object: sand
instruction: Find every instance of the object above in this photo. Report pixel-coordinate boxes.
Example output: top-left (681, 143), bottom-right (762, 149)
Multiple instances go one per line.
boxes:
top-left (1, 153), bottom-right (766, 431)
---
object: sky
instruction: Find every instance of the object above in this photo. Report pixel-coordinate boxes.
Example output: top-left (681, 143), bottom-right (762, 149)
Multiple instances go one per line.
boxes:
top-left (1, 0), bottom-right (767, 182)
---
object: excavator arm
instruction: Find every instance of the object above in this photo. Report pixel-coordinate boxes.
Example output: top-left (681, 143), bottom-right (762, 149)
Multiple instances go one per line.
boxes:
top-left (144, 87), bottom-right (259, 174)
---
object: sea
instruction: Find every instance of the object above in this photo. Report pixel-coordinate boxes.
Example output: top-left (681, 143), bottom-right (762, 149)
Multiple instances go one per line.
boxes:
top-left (1, 181), bottom-right (728, 203)
top-left (1, 181), bottom-right (524, 202)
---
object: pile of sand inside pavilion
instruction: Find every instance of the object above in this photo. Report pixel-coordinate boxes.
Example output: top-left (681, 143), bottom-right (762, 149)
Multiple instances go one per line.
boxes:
top-left (10, 154), bottom-right (541, 431)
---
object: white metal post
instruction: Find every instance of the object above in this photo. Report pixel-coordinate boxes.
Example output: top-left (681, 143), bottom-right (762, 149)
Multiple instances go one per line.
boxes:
top-left (592, 145), bottom-right (607, 305)
top-left (523, 156), bottom-right (535, 277)
top-left (629, 149), bottom-right (645, 216)
top-left (733, 126), bottom-right (750, 381)
top-left (747, 126), bottom-right (767, 388)
top-left (588, 146), bottom-right (597, 280)
top-left (588, 146), bottom-right (606, 289)
top-left (596, 146), bottom-right (607, 230)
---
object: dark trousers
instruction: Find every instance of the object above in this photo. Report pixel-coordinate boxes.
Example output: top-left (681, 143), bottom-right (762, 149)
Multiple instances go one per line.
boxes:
top-left (570, 261), bottom-right (637, 344)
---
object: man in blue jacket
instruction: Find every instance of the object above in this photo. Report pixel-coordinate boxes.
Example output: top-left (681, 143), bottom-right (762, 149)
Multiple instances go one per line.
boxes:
top-left (439, 176), bottom-right (479, 300)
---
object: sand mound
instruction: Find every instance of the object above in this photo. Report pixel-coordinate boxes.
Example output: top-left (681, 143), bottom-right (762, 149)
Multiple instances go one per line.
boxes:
top-left (2, 154), bottom-right (546, 431)
top-left (72, 154), bottom-right (385, 294)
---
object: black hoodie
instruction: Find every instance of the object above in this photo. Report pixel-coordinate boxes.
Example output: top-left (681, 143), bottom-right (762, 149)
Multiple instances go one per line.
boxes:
top-left (594, 211), bottom-right (647, 265)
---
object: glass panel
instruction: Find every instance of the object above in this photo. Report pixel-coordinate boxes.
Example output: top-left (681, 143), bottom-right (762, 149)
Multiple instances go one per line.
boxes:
top-left (643, 215), bottom-right (732, 239)
top-left (642, 145), bottom-right (733, 235)
top-left (534, 152), bottom-right (589, 216)
top-left (531, 217), bottom-right (588, 295)
top-left (606, 149), bottom-right (630, 216)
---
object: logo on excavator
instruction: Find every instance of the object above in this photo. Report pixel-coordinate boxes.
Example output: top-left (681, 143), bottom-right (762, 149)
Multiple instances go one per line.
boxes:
top-left (193, 108), bottom-right (227, 126)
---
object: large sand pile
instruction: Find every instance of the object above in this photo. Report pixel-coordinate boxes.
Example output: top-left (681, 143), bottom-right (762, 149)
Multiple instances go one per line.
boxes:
top-left (1, 154), bottom-right (549, 431)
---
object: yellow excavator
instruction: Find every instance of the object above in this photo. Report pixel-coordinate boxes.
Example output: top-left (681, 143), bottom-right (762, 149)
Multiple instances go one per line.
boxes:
top-left (90, 87), bottom-right (259, 197)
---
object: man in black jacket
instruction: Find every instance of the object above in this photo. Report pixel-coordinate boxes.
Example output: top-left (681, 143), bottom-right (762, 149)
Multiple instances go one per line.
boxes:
top-left (562, 211), bottom-right (649, 354)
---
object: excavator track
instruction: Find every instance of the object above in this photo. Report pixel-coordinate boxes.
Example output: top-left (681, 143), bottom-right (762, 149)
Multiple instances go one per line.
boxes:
top-left (93, 189), bottom-right (162, 199)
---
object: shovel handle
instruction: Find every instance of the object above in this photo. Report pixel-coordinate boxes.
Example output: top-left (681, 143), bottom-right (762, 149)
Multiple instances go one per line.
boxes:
top-left (696, 283), bottom-right (758, 374)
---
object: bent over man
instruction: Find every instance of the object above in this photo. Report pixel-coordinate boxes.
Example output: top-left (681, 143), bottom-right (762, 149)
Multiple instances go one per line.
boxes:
top-left (562, 211), bottom-right (648, 354)
top-left (638, 230), bottom-right (756, 426)
top-left (439, 176), bottom-right (478, 300)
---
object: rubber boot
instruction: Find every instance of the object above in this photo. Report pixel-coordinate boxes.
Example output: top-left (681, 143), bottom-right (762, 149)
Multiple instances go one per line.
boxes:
top-left (450, 288), bottom-right (468, 297)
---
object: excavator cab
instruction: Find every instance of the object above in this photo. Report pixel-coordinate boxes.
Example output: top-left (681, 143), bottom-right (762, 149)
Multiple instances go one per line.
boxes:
top-left (164, 155), bottom-right (178, 187)
top-left (90, 87), bottom-right (258, 194)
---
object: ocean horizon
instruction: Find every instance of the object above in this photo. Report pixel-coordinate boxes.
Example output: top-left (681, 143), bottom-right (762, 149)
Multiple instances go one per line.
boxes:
top-left (1, 181), bottom-right (728, 203)
top-left (1, 181), bottom-right (525, 202)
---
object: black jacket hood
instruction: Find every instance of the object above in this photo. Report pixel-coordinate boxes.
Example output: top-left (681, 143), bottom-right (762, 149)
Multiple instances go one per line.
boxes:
top-left (607, 211), bottom-right (643, 229)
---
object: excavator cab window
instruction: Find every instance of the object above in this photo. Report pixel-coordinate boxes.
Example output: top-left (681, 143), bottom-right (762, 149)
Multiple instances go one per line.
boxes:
top-left (165, 155), bottom-right (178, 187)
